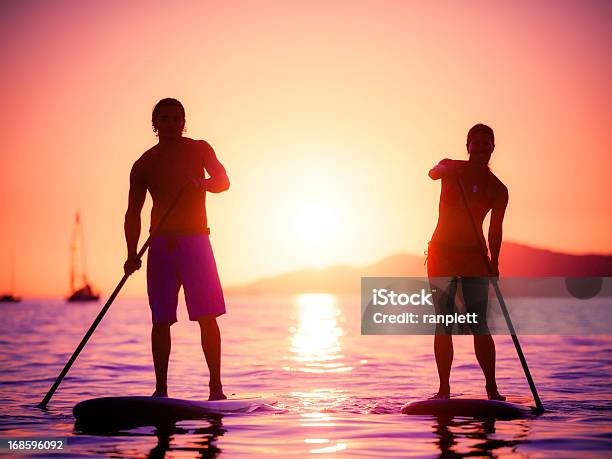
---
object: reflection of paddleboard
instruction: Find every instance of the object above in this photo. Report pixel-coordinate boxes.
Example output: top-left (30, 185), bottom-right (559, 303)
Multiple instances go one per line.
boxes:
top-left (73, 395), bottom-right (277, 427)
top-left (401, 395), bottom-right (532, 419)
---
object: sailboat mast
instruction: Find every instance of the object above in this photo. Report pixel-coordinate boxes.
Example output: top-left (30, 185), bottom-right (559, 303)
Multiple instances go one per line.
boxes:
top-left (78, 213), bottom-right (89, 285)
top-left (70, 212), bottom-right (79, 293)
top-left (10, 247), bottom-right (15, 295)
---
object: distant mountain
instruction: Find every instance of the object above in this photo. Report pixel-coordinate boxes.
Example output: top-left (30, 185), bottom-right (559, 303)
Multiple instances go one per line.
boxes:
top-left (225, 241), bottom-right (612, 295)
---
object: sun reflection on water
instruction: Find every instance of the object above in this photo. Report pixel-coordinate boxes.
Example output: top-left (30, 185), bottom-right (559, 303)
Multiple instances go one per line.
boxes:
top-left (285, 293), bottom-right (352, 373)
top-left (284, 295), bottom-right (353, 453)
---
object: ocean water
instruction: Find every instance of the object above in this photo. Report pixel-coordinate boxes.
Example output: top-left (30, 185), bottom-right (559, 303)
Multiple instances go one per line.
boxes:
top-left (0, 295), bottom-right (611, 458)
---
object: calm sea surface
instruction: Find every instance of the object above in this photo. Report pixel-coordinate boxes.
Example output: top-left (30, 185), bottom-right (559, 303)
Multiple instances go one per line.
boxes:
top-left (1, 296), bottom-right (611, 458)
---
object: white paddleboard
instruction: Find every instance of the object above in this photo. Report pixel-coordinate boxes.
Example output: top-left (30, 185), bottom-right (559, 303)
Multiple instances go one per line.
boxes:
top-left (73, 395), bottom-right (277, 428)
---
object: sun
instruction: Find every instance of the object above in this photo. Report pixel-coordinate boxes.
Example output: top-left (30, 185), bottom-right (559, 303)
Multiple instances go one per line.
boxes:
top-left (292, 202), bottom-right (339, 244)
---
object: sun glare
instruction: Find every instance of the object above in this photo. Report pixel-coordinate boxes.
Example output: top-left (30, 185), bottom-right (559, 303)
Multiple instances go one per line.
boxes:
top-left (292, 202), bottom-right (338, 244)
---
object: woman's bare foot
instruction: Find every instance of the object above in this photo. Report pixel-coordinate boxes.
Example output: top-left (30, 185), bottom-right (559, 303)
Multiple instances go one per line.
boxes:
top-left (487, 390), bottom-right (506, 401)
top-left (486, 385), bottom-right (506, 401)
top-left (428, 390), bottom-right (450, 400)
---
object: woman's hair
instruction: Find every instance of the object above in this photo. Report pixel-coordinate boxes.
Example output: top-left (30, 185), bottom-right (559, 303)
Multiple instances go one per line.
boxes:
top-left (466, 123), bottom-right (495, 147)
top-left (152, 98), bottom-right (185, 132)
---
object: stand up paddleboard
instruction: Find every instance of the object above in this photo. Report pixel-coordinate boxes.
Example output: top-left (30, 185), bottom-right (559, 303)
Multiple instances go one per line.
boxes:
top-left (74, 395), bottom-right (277, 429)
top-left (401, 396), bottom-right (532, 419)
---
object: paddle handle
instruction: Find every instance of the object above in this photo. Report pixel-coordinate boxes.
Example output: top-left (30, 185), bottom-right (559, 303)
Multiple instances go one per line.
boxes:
top-left (455, 176), bottom-right (544, 413)
top-left (38, 187), bottom-right (186, 408)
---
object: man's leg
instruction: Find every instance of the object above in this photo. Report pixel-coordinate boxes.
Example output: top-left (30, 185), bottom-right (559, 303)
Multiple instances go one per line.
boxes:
top-left (147, 236), bottom-right (180, 397)
top-left (152, 323), bottom-right (171, 397)
top-left (198, 316), bottom-right (226, 401)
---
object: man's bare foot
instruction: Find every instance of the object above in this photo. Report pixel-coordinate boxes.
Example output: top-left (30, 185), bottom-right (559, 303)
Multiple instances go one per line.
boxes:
top-left (208, 381), bottom-right (226, 401)
top-left (208, 390), bottom-right (227, 401)
top-left (152, 386), bottom-right (168, 397)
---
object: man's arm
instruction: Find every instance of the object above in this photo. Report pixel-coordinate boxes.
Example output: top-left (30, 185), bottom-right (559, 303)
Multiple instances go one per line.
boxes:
top-left (428, 159), bottom-right (464, 180)
top-left (124, 163), bottom-right (147, 274)
top-left (200, 141), bottom-right (230, 193)
top-left (488, 184), bottom-right (509, 276)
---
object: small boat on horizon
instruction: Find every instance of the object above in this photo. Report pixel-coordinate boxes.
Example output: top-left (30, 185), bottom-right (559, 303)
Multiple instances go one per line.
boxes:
top-left (67, 283), bottom-right (100, 302)
top-left (0, 293), bottom-right (21, 302)
top-left (67, 212), bottom-right (100, 302)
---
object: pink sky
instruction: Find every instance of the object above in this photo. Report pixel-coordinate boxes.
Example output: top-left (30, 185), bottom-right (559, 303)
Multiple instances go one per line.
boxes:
top-left (0, 1), bottom-right (611, 297)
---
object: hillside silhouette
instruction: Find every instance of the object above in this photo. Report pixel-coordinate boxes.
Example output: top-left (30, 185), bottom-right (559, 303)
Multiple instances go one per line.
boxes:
top-left (226, 241), bottom-right (612, 295)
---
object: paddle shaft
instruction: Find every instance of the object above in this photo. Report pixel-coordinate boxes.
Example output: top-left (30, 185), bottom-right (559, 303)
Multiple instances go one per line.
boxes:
top-left (454, 175), bottom-right (544, 413)
top-left (38, 186), bottom-right (186, 408)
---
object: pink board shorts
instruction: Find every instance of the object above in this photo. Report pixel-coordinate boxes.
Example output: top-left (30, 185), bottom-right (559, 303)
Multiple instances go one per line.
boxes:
top-left (147, 234), bottom-right (226, 324)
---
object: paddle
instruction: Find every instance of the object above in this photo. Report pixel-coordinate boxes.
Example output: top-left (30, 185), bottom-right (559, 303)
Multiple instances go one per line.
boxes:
top-left (454, 175), bottom-right (545, 413)
top-left (37, 186), bottom-right (187, 409)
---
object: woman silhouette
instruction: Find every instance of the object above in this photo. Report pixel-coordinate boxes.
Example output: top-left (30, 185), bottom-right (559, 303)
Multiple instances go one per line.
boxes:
top-left (426, 124), bottom-right (508, 401)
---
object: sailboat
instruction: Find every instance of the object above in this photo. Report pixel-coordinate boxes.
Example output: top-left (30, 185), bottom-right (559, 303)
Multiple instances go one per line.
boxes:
top-left (67, 212), bottom-right (100, 302)
top-left (0, 248), bottom-right (21, 302)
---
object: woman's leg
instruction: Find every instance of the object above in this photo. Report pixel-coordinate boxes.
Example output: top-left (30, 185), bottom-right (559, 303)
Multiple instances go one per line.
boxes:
top-left (433, 334), bottom-right (453, 397)
top-left (429, 276), bottom-right (458, 398)
top-left (462, 277), bottom-right (505, 400)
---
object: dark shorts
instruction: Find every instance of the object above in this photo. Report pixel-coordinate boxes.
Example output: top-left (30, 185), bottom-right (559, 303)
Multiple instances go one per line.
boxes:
top-left (147, 234), bottom-right (226, 324)
top-left (426, 244), bottom-right (491, 335)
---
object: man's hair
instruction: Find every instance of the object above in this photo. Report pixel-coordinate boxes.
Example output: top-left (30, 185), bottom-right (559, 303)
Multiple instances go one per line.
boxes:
top-left (152, 98), bottom-right (185, 132)
top-left (466, 123), bottom-right (495, 147)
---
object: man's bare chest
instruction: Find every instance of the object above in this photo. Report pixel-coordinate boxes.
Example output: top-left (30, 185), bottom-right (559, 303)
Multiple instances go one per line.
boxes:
top-left (144, 153), bottom-right (203, 192)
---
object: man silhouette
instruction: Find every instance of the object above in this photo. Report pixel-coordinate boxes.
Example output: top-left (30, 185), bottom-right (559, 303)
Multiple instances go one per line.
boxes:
top-left (124, 98), bottom-right (229, 400)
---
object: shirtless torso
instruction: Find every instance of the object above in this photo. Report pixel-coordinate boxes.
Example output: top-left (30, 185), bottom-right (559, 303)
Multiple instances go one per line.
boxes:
top-left (128, 137), bottom-right (229, 235)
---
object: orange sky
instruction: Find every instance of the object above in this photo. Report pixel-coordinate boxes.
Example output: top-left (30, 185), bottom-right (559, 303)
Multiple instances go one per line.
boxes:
top-left (1, 1), bottom-right (611, 297)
